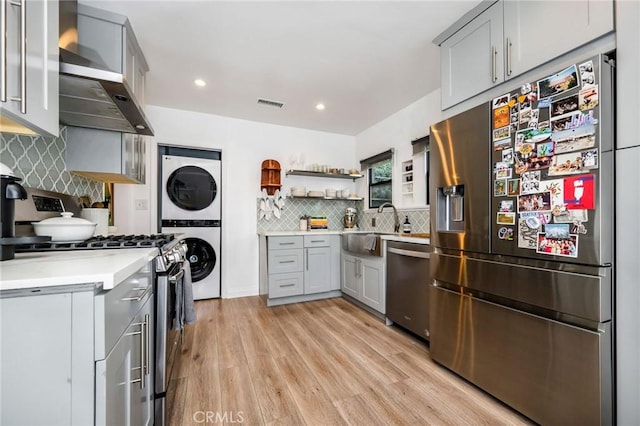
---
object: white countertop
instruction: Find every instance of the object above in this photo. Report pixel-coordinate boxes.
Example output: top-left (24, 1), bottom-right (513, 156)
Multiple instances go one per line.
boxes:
top-left (259, 230), bottom-right (430, 245)
top-left (0, 248), bottom-right (159, 292)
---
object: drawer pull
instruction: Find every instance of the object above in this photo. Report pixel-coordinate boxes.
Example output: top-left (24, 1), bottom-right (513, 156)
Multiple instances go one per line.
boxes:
top-left (279, 242), bottom-right (295, 245)
top-left (280, 283), bottom-right (296, 288)
top-left (310, 240), bottom-right (325, 243)
top-left (279, 260), bottom-right (295, 264)
top-left (121, 285), bottom-right (151, 302)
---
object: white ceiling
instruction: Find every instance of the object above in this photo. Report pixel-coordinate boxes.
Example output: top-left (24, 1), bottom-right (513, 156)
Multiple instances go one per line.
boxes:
top-left (80, 1), bottom-right (481, 135)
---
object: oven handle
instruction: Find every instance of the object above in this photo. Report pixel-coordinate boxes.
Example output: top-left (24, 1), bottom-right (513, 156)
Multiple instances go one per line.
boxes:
top-left (121, 285), bottom-right (152, 302)
top-left (169, 269), bottom-right (185, 284)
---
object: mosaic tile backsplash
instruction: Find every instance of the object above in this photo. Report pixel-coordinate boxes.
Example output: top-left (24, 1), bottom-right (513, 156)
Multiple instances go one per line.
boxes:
top-left (256, 197), bottom-right (430, 234)
top-left (0, 128), bottom-right (103, 200)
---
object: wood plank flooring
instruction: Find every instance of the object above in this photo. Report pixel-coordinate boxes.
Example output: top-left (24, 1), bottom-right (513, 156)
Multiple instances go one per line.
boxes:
top-left (167, 296), bottom-right (533, 425)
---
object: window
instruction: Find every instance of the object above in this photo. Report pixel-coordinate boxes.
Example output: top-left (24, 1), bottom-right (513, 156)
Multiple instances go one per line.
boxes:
top-left (360, 149), bottom-right (393, 209)
top-left (368, 158), bottom-right (392, 209)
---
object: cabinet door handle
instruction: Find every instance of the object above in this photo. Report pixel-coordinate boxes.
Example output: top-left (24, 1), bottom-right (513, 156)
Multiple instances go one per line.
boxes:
top-left (506, 37), bottom-right (512, 76)
top-left (140, 315), bottom-right (146, 389)
top-left (306, 249), bottom-right (309, 270)
top-left (144, 313), bottom-right (150, 377)
top-left (9, 0), bottom-right (25, 113)
top-left (1, 0), bottom-right (6, 102)
top-left (491, 46), bottom-right (498, 83)
top-left (280, 283), bottom-right (295, 288)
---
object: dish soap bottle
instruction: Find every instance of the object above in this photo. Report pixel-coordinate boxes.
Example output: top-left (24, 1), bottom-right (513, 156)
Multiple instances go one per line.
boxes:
top-left (403, 215), bottom-right (411, 233)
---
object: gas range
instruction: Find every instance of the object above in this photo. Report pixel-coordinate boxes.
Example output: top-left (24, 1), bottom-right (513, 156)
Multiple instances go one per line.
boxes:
top-left (14, 233), bottom-right (177, 252)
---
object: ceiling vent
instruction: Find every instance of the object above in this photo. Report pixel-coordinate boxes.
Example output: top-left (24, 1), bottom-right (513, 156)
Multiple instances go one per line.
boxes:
top-left (257, 98), bottom-right (285, 108)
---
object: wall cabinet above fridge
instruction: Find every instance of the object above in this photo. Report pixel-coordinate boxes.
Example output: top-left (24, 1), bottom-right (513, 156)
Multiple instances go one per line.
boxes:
top-left (66, 126), bottom-right (146, 184)
top-left (437, 0), bottom-right (614, 109)
top-left (0, 0), bottom-right (59, 137)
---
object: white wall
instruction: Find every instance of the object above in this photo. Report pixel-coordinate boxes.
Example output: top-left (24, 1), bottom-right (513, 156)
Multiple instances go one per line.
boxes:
top-left (354, 90), bottom-right (443, 208)
top-left (114, 106), bottom-right (356, 298)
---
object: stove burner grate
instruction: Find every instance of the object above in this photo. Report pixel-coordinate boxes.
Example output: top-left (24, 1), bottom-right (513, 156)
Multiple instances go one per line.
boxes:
top-left (14, 234), bottom-right (176, 252)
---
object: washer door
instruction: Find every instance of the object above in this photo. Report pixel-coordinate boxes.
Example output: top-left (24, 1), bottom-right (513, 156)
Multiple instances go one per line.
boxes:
top-left (184, 237), bottom-right (216, 282)
top-left (166, 165), bottom-right (217, 211)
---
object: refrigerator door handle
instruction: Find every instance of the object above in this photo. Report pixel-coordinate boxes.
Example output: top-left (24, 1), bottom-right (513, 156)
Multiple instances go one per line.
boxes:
top-left (491, 46), bottom-right (498, 83)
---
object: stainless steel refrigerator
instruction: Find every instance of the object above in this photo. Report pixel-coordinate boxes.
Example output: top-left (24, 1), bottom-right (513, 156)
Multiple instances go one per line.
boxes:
top-left (429, 52), bottom-right (614, 425)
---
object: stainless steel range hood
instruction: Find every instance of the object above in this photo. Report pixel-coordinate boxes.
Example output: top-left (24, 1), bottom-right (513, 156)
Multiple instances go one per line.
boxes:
top-left (58, 1), bottom-right (154, 136)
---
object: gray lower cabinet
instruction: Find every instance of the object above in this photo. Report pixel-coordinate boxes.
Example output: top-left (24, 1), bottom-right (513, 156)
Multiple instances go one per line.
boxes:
top-left (0, 261), bottom-right (154, 425)
top-left (263, 235), bottom-right (340, 305)
top-left (341, 253), bottom-right (385, 314)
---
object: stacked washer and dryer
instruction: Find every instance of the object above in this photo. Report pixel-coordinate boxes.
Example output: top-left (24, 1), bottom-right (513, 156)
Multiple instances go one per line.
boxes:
top-left (158, 146), bottom-right (221, 299)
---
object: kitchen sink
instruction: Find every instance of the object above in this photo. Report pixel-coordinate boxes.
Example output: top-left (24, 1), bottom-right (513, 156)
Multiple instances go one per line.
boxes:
top-left (342, 233), bottom-right (384, 256)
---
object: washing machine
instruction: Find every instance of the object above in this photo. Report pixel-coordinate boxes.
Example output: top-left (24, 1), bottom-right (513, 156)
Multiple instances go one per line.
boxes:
top-left (162, 223), bottom-right (221, 300)
top-left (161, 154), bottom-right (221, 221)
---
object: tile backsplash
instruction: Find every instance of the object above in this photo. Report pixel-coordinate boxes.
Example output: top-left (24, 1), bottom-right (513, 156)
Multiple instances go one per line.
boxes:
top-left (256, 197), bottom-right (430, 234)
top-left (0, 128), bottom-right (103, 200)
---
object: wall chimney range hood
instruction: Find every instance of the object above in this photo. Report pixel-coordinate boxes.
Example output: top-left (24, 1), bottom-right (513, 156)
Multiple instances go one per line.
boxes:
top-left (58, 1), bottom-right (154, 136)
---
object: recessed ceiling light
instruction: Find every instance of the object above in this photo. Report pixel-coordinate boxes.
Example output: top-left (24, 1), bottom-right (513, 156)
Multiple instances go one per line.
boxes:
top-left (194, 79), bottom-right (206, 87)
top-left (315, 103), bottom-right (325, 111)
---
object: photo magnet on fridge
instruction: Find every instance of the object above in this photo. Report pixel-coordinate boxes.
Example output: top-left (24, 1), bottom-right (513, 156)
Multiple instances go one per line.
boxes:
top-left (563, 174), bottom-right (595, 210)
top-left (579, 85), bottom-right (599, 110)
top-left (500, 200), bottom-right (514, 212)
top-left (548, 149), bottom-right (598, 176)
top-left (550, 94), bottom-right (580, 119)
top-left (518, 192), bottom-right (552, 213)
top-left (494, 179), bottom-right (507, 196)
top-left (494, 138), bottom-right (512, 151)
top-left (497, 212), bottom-right (516, 225)
top-left (553, 125), bottom-right (596, 153)
top-left (537, 64), bottom-right (579, 99)
top-left (544, 223), bottom-right (571, 239)
top-left (507, 179), bottom-right (521, 196)
top-left (554, 208), bottom-right (588, 223)
top-left (579, 60), bottom-right (595, 88)
top-left (502, 148), bottom-right (514, 164)
top-left (493, 126), bottom-right (511, 142)
top-left (536, 233), bottom-right (578, 258)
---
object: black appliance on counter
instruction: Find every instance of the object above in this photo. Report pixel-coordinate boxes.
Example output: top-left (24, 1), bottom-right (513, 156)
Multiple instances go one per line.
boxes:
top-left (0, 167), bottom-right (50, 260)
top-left (12, 187), bottom-right (187, 426)
top-left (429, 53), bottom-right (614, 425)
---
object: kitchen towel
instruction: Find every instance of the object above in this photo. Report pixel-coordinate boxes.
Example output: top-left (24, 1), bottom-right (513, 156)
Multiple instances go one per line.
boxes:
top-left (174, 260), bottom-right (197, 330)
top-left (183, 260), bottom-right (197, 325)
top-left (364, 234), bottom-right (377, 251)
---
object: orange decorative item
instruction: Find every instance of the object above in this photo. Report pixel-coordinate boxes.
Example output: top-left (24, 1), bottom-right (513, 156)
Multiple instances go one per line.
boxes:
top-left (261, 159), bottom-right (281, 195)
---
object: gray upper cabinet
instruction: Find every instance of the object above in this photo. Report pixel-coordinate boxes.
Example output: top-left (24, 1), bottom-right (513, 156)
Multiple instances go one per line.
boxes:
top-left (65, 4), bottom-right (149, 184)
top-left (66, 126), bottom-right (146, 184)
top-left (439, 0), bottom-right (614, 110)
top-left (77, 4), bottom-right (149, 107)
top-left (0, 0), bottom-right (59, 137)
top-left (503, 1), bottom-right (614, 79)
top-left (440, 2), bottom-right (504, 110)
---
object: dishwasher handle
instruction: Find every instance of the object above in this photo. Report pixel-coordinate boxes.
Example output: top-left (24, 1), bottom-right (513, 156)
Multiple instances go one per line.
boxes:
top-left (388, 247), bottom-right (430, 259)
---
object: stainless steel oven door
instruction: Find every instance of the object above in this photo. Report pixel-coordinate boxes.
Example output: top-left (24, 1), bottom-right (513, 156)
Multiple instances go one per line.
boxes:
top-left (155, 261), bottom-right (184, 426)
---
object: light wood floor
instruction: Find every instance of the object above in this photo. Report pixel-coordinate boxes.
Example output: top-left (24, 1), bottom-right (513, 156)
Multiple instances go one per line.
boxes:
top-left (166, 296), bottom-right (533, 425)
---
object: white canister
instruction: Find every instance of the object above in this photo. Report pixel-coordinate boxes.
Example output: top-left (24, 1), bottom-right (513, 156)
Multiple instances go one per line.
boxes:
top-left (80, 208), bottom-right (109, 236)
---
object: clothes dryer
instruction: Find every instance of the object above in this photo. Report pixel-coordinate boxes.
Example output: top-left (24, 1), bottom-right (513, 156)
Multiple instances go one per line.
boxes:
top-left (161, 155), bottom-right (221, 221)
top-left (161, 221), bottom-right (221, 299)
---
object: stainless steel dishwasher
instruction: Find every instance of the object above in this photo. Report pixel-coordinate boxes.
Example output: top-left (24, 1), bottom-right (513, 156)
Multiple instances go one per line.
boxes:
top-left (385, 240), bottom-right (431, 339)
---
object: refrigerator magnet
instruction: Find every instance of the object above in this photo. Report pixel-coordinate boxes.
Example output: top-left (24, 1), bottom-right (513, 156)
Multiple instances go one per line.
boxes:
top-left (518, 192), bottom-right (552, 213)
top-left (540, 180), bottom-right (564, 214)
top-left (563, 174), bottom-right (595, 210)
top-left (579, 85), bottom-right (599, 111)
top-left (497, 212), bottom-right (516, 225)
top-left (498, 227), bottom-right (514, 241)
top-left (494, 105), bottom-right (510, 128)
top-left (494, 179), bottom-right (508, 196)
top-left (493, 126), bottom-right (510, 141)
top-left (571, 221), bottom-right (588, 234)
top-left (548, 150), bottom-right (598, 176)
top-left (553, 208), bottom-right (588, 224)
top-left (537, 98), bottom-right (552, 109)
top-left (518, 218), bottom-right (539, 249)
top-left (578, 60), bottom-right (595, 88)
top-left (494, 137), bottom-right (511, 151)
top-left (500, 200), bottom-right (514, 212)
top-left (521, 83), bottom-right (532, 95)
top-left (496, 168), bottom-right (512, 180)
top-left (536, 233), bottom-right (578, 258)
top-left (553, 125), bottom-right (596, 153)
top-left (537, 64), bottom-right (579, 99)
top-left (493, 94), bottom-right (510, 109)
top-left (507, 179), bottom-right (521, 196)
top-left (536, 141), bottom-right (555, 157)
top-left (502, 148), bottom-right (514, 164)
top-left (550, 94), bottom-right (580, 119)
top-left (544, 223), bottom-right (571, 239)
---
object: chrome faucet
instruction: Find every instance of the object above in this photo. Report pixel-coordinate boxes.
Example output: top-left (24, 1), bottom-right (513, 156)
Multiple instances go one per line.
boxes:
top-left (377, 202), bottom-right (400, 233)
